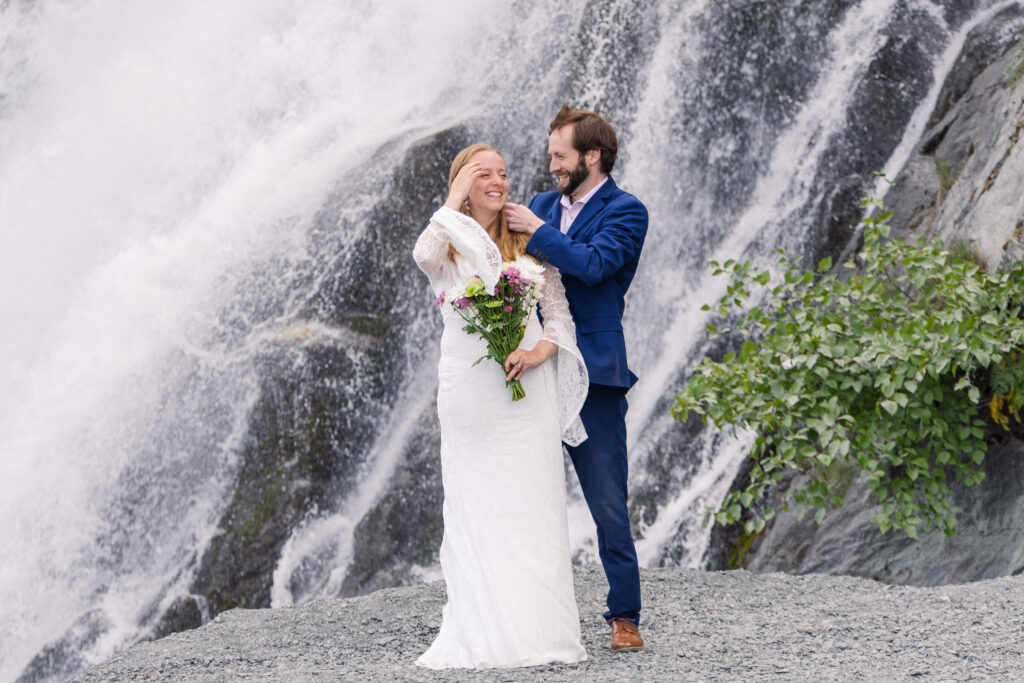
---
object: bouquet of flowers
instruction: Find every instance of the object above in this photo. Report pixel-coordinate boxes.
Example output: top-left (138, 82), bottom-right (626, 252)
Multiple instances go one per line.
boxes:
top-left (435, 262), bottom-right (544, 400)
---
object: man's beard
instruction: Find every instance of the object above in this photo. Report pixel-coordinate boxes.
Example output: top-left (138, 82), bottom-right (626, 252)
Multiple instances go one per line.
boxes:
top-left (557, 157), bottom-right (589, 198)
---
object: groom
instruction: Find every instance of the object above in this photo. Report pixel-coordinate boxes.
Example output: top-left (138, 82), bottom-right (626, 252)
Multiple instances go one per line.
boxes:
top-left (506, 105), bottom-right (648, 652)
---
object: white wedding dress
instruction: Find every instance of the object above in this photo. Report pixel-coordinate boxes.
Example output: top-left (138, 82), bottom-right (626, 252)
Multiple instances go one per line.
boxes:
top-left (412, 206), bottom-right (589, 669)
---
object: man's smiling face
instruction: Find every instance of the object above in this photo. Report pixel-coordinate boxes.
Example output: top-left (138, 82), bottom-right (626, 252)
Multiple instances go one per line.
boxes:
top-left (548, 124), bottom-right (589, 198)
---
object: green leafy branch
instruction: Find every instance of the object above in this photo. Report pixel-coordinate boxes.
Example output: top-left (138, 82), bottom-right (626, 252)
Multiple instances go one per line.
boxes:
top-left (675, 198), bottom-right (1024, 538)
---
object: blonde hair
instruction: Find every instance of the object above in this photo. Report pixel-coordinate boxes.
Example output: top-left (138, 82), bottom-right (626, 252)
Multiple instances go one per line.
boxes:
top-left (447, 143), bottom-right (534, 263)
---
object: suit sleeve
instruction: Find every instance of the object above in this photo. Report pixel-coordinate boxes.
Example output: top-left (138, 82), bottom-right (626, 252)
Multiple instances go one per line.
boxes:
top-left (525, 197), bottom-right (648, 287)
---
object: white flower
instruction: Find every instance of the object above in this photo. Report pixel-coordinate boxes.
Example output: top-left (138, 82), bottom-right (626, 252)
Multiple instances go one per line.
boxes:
top-left (517, 259), bottom-right (545, 287)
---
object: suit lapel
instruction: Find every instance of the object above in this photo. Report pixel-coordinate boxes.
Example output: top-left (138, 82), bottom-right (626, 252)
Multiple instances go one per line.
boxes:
top-left (545, 196), bottom-right (562, 227)
top-left (566, 176), bottom-right (618, 239)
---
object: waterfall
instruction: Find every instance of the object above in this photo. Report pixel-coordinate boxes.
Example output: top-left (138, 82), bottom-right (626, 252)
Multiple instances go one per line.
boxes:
top-left (0, 1), bottom-right (581, 679)
top-left (1, 0), bottom-right (1019, 680)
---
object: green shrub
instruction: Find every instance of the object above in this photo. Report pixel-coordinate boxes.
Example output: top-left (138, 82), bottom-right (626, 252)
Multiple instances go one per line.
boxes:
top-left (674, 197), bottom-right (1024, 539)
top-left (946, 238), bottom-right (986, 271)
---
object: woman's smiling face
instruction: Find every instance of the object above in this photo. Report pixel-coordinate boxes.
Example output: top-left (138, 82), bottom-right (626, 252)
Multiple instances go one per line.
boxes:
top-left (466, 149), bottom-right (509, 212)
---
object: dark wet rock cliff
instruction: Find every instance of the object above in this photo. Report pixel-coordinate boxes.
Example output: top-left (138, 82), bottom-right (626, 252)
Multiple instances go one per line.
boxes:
top-left (709, 10), bottom-right (1024, 584)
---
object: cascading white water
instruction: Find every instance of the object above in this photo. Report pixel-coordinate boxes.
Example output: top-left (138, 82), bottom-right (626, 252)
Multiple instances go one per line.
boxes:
top-left (620, 0), bottom-right (1024, 566)
top-left (2, 0), bottom-right (1020, 680)
top-left (877, 0), bottom-right (1024, 196)
top-left (623, 0), bottom-right (904, 565)
top-left (0, 1), bottom-right (583, 679)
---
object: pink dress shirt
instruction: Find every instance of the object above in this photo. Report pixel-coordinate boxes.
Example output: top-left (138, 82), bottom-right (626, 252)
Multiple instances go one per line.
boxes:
top-left (559, 177), bottom-right (609, 234)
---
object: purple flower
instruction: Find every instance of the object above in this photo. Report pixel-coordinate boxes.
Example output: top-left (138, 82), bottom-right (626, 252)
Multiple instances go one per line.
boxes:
top-left (455, 297), bottom-right (470, 309)
top-left (433, 291), bottom-right (445, 306)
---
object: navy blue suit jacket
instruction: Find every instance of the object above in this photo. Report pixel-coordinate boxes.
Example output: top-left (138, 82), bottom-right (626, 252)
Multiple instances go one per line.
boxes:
top-left (526, 176), bottom-right (648, 388)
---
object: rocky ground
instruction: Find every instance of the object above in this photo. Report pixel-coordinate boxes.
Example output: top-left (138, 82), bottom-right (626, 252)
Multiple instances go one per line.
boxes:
top-left (70, 565), bottom-right (1024, 682)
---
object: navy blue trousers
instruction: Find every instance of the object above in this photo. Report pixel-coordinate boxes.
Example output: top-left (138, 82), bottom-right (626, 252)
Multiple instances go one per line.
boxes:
top-left (565, 383), bottom-right (642, 625)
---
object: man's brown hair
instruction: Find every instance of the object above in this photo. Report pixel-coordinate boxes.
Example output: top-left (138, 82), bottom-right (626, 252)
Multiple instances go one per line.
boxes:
top-left (548, 104), bottom-right (618, 174)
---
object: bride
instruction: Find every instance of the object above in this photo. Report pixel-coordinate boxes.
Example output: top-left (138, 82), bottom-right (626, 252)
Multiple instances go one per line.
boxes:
top-left (412, 143), bottom-right (590, 669)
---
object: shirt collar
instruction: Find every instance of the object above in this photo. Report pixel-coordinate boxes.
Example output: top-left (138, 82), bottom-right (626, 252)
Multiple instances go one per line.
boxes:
top-left (559, 176), bottom-right (609, 210)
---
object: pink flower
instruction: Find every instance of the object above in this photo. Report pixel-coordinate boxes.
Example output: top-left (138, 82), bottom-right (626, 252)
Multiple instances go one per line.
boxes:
top-left (433, 291), bottom-right (445, 306)
top-left (504, 305), bottom-right (512, 312)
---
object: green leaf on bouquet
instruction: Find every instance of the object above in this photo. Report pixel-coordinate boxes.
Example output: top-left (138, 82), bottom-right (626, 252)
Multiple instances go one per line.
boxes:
top-left (449, 269), bottom-right (540, 401)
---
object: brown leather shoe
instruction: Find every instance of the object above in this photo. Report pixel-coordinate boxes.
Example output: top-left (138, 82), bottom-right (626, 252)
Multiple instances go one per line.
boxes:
top-left (610, 618), bottom-right (644, 652)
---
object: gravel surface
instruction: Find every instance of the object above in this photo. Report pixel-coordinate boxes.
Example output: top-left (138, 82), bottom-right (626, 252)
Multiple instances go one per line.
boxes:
top-left (70, 565), bottom-right (1024, 682)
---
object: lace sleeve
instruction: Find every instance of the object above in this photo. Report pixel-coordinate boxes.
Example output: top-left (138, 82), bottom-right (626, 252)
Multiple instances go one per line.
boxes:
top-left (537, 262), bottom-right (589, 446)
top-left (429, 206), bottom-right (502, 294)
top-left (412, 219), bottom-right (452, 294)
